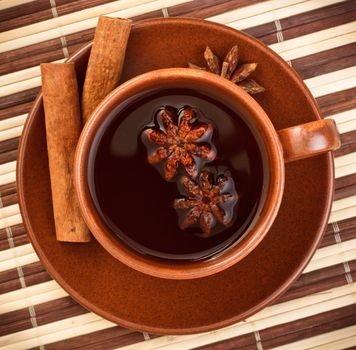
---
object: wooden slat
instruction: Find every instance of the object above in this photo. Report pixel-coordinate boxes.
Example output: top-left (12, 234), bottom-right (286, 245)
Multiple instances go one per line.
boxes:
top-left (0, 1), bottom-right (122, 33)
top-left (336, 173), bottom-right (356, 191)
top-left (0, 87), bottom-right (40, 111)
top-left (335, 131), bottom-right (356, 157)
top-left (168, 0), bottom-right (263, 18)
top-left (0, 0), bottom-right (48, 21)
top-left (0, 0), bottom-right (192, 52)
top-left (244, 0), bottom-right (356, 47)
top-left (0, 261), bottom-right (48, 294)
top-left (0, 150), bottom-right (17, 165)
top-left (0, 6), bottom-right (166, 76)
top-left (0, 232), bottom-right (28, 251)
top-left (0, 193), bottom-right (18, 208)
top-left (0, 4), bottom-right (52, 34)
top-left (0, 8), bottom-right (164, 76)
top-left (0, 0), bottom-right (154, 42)
top-left (0, 221), bottom-right (27, 241)
top-left (193, 333), bottom-right (258, 350)
top-left (304, 242), bottom-right (356, 273)
top-left (335, 181), bottom-right (356, 201)
top-left (277, 261), bottom-right (356, 303)
top-left (244, 0), bottom-right (355, 39)
top-left (0, 310), bottom-right (32, 340)
top-left (0, 114), bottom-right (27, 131)
top-left (270, 22), bottom-right (356, 61)
top-left (208, 0), bottom-right (343, 29)
top-left (261, 306), bottom-right (356, 349)
top-left (44, 326), bottom-right (145, 350)
top-left (317, 88), bottom-right (356, 117)
top-left (194, 305), bottom-right (356, 350)
top-left (322, 221), bottom-right (356, 248)
top-left (0, 0), bottom-right (36, 12)
top-left (0, 103), bottom-right (32, 120)
top-left (0, 313), bottom-right (116, 350)
top-left (0, 247), bottom-right (37, 273)
top-left (0, 128), bottom-right (22, 143)
top-left (0, 280), bottom-right (68, 315)
top-left (0, 183), bottom-right (16, 197)
top-left (0, 39), bottom-right (65, 76)
top-left (292, 42), bottom-right (356, 79)
top-left (281, 2), bottom-right (356, 41)
top-left (270, 325), bottom-right (356, 350)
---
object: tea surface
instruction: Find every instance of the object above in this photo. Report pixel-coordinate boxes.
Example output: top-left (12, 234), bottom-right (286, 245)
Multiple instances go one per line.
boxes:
top-left (89, 89), bottom-right (264, 261)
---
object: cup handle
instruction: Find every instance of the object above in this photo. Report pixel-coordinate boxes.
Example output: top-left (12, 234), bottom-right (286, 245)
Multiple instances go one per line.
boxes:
top-left (277, 119), bottom-right (341, 163)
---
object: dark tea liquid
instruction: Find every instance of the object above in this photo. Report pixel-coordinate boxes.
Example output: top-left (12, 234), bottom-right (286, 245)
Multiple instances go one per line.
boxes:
top-left (88, 89), bottom-right (264, 261)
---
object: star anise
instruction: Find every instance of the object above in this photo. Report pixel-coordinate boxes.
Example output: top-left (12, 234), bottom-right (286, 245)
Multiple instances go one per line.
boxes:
top-left (173, 168), bottom-right (238, 237)
top-left (142, 106), bottom-right (216, 181)
top-left (188, 45), bottom-right (265, 95)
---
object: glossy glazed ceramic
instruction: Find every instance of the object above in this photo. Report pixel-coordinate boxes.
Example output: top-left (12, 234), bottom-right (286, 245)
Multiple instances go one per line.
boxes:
top-left (74, 68), bottom-right (339, 280)
top-left (74, 68), bottom-right (284, 279)
top-left (17, 18), bottom-right (336, 334)
top-left (278, 119), bottom-right (340, 162)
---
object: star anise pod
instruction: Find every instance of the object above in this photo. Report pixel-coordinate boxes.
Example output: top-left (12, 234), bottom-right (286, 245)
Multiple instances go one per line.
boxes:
top-left (173, 168), bottom-right (238, 237)
top-left (142, 106), bottom-right (217, 181)
top-left (188, 45), bottom-right (265, 95)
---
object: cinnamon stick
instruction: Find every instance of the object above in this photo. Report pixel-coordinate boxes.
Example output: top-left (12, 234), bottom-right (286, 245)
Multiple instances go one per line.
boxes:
top-left (81, 16), bottom-right (132, 123)
top-left (41, 63), bottom-right (90, 242)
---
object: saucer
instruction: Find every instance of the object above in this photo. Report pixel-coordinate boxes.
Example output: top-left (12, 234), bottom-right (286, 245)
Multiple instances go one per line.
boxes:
top-left (17, 18), bottom-right (333, 335)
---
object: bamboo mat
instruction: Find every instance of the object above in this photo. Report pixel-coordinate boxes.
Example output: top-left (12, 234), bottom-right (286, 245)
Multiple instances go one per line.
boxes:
top-left (0, 0), bottom-right (356, 349)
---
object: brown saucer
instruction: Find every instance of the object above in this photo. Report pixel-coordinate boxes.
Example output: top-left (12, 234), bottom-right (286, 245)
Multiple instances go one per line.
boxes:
top-left (17, 18), bottom-right (334, 335)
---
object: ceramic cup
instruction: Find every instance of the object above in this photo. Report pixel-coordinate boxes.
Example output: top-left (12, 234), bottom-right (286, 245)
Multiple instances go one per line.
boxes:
top-left (74, 68), bottom-right (340, 280)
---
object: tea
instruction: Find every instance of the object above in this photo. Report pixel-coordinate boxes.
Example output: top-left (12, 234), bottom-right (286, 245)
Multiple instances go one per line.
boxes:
top-left (88, 89), bottom-right (264, 261)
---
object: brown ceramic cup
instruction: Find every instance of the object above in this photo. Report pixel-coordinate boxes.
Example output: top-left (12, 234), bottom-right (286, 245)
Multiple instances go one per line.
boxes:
top-left (74, 68), bottom-right (340, 280)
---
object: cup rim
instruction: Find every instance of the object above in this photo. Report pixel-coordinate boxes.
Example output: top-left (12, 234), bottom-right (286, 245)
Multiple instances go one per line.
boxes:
top-left (74, 68), bottom-right (285, 279)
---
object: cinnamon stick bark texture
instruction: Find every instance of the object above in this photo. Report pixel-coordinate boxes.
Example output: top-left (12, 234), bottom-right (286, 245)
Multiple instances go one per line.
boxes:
top-left (81, 16), bottom-right (132, 123)
top-left (41, 63), bottom-right (90, 242)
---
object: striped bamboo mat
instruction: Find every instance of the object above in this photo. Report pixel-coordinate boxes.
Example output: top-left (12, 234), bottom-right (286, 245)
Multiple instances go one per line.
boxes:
top-left (0, 0), bottom-right (356, 349)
